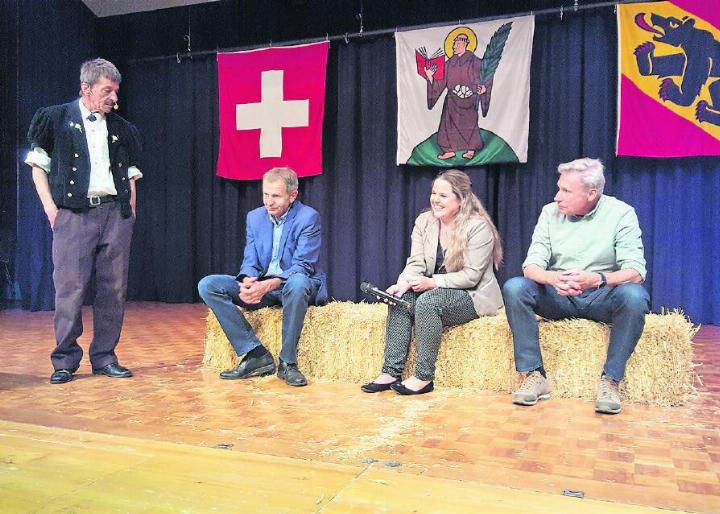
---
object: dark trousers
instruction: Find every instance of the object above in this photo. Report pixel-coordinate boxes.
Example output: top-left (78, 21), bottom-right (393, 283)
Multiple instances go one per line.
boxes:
top-left (51, 203), bottom-right (134, 371)
top-left (198, 273), bottom-right (320, 364)
top-left (502, 277), bottom-right (651, 382)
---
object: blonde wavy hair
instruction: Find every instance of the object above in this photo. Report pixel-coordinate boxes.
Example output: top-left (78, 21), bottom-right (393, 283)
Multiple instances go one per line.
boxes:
top-left (435, 170), bottom-right (503, 271)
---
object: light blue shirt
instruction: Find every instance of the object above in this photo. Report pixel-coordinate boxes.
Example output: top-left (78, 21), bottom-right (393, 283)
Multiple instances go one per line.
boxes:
top-left (266, 210), bottom-right (289, 277)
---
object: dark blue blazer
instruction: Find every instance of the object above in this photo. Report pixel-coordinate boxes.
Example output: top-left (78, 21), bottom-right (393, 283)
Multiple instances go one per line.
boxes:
top-left (237, 200), bottom-right (328, 304)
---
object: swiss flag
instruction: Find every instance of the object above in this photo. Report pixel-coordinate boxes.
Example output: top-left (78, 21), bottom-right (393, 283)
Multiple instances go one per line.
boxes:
top-left (217, 42), bottom-right (329, 180)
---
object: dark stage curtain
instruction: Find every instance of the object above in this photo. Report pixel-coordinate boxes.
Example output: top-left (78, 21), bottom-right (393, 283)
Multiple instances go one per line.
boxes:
top-left (13, 0), bottom-right (97, 311)
top-left (18, 9), bottom-right (720, 323)
top-left (122, 40), bottom-right (434, 304)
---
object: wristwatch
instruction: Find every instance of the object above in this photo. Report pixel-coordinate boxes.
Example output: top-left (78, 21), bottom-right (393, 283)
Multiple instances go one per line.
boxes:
top-left (597, 272), bottom-right (607, 288)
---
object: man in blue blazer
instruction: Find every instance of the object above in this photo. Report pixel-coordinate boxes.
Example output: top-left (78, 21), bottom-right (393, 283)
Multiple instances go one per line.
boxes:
top-left (198, 167), bottom-right (328, 386)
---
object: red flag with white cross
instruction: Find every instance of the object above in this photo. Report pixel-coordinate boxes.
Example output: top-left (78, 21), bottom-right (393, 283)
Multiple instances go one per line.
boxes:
top-left (217, 42), bottom-right (329, 180)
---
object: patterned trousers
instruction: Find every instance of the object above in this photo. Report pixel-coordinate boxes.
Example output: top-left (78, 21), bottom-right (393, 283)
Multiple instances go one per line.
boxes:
top-left (381, 288), bottom-right (478, 381)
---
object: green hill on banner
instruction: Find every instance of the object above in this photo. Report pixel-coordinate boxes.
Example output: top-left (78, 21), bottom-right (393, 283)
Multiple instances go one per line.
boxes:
top-left (406, 129), bottom-right (518, 166)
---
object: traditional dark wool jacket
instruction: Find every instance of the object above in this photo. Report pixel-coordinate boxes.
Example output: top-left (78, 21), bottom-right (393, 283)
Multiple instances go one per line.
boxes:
top-left (27, 101), bottom-right (141, 218)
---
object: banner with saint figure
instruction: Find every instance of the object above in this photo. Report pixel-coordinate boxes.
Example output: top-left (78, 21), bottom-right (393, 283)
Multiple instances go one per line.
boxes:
top-left (396, 16), bottom-right (534, 166)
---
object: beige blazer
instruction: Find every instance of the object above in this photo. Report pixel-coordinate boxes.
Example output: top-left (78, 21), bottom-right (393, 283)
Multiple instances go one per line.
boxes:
top-left (398, 211), bottom-right (503, 316)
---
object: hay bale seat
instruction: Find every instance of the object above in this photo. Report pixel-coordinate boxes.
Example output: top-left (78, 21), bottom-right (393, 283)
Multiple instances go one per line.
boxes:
top-left (203, 302), bottom-right (698, 406)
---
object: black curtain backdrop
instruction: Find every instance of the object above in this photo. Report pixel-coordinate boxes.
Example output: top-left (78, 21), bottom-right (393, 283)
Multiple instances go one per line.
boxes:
top-left (0, 0), bottom-right (18, 303)
top-left (16, 9), bottom-right (720, 324)
top-left (13, 0), bottom-right (97, 311)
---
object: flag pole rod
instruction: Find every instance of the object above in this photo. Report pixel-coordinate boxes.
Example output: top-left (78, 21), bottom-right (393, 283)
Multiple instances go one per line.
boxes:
top-left (128, 0), bottom-right (658, 64)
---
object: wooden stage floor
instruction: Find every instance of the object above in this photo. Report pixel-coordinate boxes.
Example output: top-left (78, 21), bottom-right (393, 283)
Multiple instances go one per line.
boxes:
top-left (0, 302), bottom-right (718, 513)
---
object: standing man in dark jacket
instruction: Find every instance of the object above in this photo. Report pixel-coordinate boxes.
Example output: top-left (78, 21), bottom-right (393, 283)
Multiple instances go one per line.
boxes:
top-left (25, 58), bottom-right (142, 384)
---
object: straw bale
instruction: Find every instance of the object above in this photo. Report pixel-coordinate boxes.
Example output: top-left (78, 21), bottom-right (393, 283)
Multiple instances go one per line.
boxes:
top-left (202, 303), bottom-right (697, 406)
top-left (202, 307), bottom-right (282, 370)
top-left (294, 302), bottom-right (388, 383)
top-left (203, 302), bottom-right (388, 383)
top-left (622, 312), bottom-right (698, 406)
top-left (422, 316), bottom-right (515, 391)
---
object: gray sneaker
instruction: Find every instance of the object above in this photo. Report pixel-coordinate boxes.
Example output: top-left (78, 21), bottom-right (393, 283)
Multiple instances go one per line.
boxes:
top-left (595, 375), bottom-right (621, 414)
top-left (512, 371), bottom-right (551, 406)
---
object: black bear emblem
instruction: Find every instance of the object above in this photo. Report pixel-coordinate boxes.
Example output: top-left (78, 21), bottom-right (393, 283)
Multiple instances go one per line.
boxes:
top-left (634, 12), bottom-right (720, 126)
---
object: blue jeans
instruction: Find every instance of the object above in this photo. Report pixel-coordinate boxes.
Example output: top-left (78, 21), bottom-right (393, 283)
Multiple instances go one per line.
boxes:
top-left (502, 277), bottom-right (650, 382)
top-left (198, 274), bottom-right (320, 364)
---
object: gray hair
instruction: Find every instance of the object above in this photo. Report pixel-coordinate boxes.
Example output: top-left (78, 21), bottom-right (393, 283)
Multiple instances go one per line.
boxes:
top-left (80, 58), bottom-right (122, 87)
top-left (557, 157), bottom-right (605, 194)
top-left (263, 167), bottom-right (298, 194)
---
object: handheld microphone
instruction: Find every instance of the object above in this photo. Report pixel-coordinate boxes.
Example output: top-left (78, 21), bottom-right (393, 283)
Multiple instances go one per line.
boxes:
top-left (360, 282), bottom-right (412, 310)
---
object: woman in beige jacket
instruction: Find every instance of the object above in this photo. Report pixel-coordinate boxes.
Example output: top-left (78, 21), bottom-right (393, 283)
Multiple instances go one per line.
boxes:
top-left (361, 170), bottom-right (503, 395)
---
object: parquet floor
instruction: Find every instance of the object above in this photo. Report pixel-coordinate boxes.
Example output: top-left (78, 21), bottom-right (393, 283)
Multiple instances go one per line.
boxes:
top-left (0, 302), bottom-right (718, 513)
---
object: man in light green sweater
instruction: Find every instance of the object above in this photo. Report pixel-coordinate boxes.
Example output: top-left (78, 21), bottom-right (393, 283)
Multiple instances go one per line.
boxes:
top-left (503, 158), bottom-right (650, 414)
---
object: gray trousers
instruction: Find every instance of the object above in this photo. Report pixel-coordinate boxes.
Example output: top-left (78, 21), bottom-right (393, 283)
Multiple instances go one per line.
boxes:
top-left (51, 202), bottom-right (134, 371)
top-left (382, 288), bottom-right (478, 381)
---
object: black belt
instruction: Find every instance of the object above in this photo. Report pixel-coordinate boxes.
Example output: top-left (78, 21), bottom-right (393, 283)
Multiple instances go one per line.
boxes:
top-left (87, 195), bottom-right (117, 207)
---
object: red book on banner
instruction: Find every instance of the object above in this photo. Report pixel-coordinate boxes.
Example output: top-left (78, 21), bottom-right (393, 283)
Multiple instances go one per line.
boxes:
top-left (217, 42), bottom-right (329, 180)
top-left (415, 47), bottom-right (445, 80)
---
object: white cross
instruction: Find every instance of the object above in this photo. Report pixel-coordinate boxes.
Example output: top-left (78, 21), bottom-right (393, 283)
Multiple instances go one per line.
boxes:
top-left (235, 70), bottom-right (309, 158)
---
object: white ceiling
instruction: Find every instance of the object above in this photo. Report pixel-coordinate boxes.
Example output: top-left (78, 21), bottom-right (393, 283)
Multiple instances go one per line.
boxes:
top-left (81, 0), bottom-right (219, 18)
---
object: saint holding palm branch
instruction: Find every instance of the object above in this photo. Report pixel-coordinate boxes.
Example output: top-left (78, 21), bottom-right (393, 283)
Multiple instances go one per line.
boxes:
top-left (423, 24), bottom-right (511, 160)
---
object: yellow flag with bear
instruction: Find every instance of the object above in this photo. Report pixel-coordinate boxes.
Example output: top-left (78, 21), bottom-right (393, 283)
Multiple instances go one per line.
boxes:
top-left (617, 1), bottom-right (720, 156)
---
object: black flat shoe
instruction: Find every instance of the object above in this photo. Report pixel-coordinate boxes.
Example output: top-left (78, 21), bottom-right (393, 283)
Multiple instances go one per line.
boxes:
top-left (50, 369), bottom-right (74, 384)
top-left (92, 362), bottom-right (133, 378)
top-left (391, 381), bottom-right (434, 395)
top-left (220, 352), bottom-right (275, 380)
top-left (361, 378), bottom-right (400, 393)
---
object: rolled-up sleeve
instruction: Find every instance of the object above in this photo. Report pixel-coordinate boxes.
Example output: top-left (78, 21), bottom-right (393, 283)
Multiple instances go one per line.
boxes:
top-left (126, 122), bottom-right (143, 180)
top-left (25, 147), bottom-right (51, 172)
top-left (128, 166), bottom-right (143, 180)
top-left (26, 107), bottom-right (54, 172)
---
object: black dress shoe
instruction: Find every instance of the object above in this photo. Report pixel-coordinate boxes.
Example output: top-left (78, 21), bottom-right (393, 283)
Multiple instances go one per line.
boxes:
top-left (391, 381), bottom-right (434, 395)
top-left (277, 360), bottom-right (307, 387)
top-left (361, 378), bottom-right (400, 393)
top-left (92, 363), bottom-right (133, 378)
top-left (50, 369), bottom-right (74, 384)
top-left (220, 352), bottom-right (275, 380)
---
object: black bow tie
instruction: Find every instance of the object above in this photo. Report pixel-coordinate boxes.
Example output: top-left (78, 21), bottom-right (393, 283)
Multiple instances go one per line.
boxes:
top-left (87, 113), bottom-right (97, 122)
